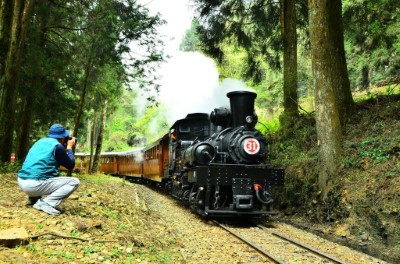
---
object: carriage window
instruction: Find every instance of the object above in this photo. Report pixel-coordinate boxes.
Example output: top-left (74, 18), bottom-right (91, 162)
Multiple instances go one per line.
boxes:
top-left (156, 149), bottom-right (161, 158)
top-left (179, 125), bottom-right (190, 133)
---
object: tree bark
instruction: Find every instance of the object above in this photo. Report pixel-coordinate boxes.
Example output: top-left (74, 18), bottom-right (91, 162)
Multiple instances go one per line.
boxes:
top-left (91, 104), bottom-right (107, 173)
top-left (86, 119), bottom-right (91, 150)
top-left (0, 0), bottom-right (13, 92)
top-left (309, 0), bottom-right (343, 196)
top-left (88, 110), bottom-right (97, 173)
top-left (326, 0), bottom-right (354, 124)
top-left (16, 95), bottom-right (34, 161)
top-left (0, 0), bottom-right (34, 162)
top-left (72, 58), bottom-right (93, 142)
top-left (280, 0), bottom-right (299, 124)
top-left (360, 65), bottom-right (370, 90)
top-left (17, 6), bottom-right (47, 162)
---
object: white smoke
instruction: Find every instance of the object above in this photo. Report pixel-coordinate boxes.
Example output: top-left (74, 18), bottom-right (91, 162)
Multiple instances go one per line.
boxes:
top-left (133, 51), bottom-right (256, 135)
top-left (157, 51), bottom-right (218, 123)
top-left (120, 149), bottom-right (144, 163)
top-left (132, 1), bottom-right (255, 126)
top-left (155, 51), bottom-right (254, 124)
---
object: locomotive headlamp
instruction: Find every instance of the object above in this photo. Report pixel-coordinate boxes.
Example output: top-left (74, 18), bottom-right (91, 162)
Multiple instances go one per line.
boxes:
top-left (245, 116), bottom-right (253, 123)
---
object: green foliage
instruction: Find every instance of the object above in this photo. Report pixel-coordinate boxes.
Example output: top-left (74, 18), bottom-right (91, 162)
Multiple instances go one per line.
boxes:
top-left (57, 250), bottom-right (74, 260)
top-left (343, 0), bottom-right (400, 89)
top-left (27, 243), bottom-right (40, 252)
top-left (1, 0), bottom-right (166, 162)
top-left (70, 230), bottom-right (79, 238)
top-left (191, 0), bottom-right (283, 81)
top-left (343, 156), bottom-right (361, 169)
top-left (343, 136), bottom-right (392, 168)
top-left (83, 246), bottom-right (95, 254)
top-left (0, 162), bottom-right (21, 173)
top-left (96, 90), bottom-right (168, 152)
top-left (217, 44), bottom-right (248, 80)
top-left (101, 206), bottom-right (120, 220)
top-left (359, 147), bottom-right (390, 163)
top-left (83, 243), bottom-right (104, 255)
top-left (112, 247), bottom-right (121, 257)
top-left (180, 19), bottom-right (201, 51)
top-left (133, 104), bottom-right (169, 144)
top-left (385, 84), bottom-right (398, 95)
top-left (256, 118), bottom-right (281, 135)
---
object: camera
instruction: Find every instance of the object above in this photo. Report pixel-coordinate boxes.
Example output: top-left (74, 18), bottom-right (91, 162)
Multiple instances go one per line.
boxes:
top-left (68, 136), bottom-right (78, 143)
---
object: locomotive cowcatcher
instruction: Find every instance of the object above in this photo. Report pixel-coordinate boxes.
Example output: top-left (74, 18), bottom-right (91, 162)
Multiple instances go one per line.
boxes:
top-left (166, 91), bottom-right (284, 217)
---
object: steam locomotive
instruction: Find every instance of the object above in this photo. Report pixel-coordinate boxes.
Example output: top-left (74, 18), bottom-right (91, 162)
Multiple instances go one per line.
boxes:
top-left (166, 91), bottom-right (284, 217)
top-left (75, 91), bottom-right (284, 217)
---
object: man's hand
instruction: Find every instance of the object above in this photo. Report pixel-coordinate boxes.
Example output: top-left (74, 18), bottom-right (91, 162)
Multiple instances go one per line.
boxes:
top-left (67, 137), bottom-right (76, 149)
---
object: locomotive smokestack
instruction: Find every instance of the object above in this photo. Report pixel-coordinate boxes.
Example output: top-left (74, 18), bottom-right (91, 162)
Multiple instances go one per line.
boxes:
top-left (227, 91), bottom-right (257, 128)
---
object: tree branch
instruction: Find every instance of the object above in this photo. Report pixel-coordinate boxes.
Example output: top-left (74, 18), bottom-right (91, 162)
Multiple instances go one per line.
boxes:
top-left (29, 232), bottom-right (118, 243)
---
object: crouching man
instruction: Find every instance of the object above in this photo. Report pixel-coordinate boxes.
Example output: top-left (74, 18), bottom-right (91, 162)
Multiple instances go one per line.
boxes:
top-left (18, 124), bottom-right (80, 216)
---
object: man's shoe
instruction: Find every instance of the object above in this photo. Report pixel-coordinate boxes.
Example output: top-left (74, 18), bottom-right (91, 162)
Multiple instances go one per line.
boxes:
top-left (33, 199), bottom-right (61, 215)
top-left (26, 196), bottom-right (41, 206)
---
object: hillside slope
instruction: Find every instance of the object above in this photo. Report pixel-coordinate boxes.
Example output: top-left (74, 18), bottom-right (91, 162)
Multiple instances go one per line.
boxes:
top-left (274, 93), bottom-right (400, 262)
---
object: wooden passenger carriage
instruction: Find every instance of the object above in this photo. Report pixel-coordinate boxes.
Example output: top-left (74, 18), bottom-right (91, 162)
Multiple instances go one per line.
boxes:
top-left (142, 134), bottom-right (169, 183)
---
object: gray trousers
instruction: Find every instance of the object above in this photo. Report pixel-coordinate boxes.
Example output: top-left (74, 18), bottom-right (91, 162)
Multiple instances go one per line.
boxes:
top-left (18, 177), bottom-right (80, 207)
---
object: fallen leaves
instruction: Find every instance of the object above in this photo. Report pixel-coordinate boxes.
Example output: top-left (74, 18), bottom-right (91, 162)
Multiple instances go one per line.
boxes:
top-left (0, 173), bottom-right (183, 263)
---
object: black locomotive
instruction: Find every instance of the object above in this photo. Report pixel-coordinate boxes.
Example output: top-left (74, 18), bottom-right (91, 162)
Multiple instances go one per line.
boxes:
top-left (166, 91), bottom-right (284, 217)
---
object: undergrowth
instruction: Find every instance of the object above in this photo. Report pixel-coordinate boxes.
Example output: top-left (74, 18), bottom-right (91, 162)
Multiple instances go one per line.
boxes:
top-left (0, 161), bottom-right (21, 174)
top-left (270, 92), bottom-right (400, 262)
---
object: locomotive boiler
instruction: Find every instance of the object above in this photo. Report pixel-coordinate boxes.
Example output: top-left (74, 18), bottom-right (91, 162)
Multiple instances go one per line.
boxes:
top-left (167, 91), bottom-right (284, 217)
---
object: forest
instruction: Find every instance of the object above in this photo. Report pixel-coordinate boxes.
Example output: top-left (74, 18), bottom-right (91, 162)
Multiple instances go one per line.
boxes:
top-left (0, 0), bottom-right (399, 260)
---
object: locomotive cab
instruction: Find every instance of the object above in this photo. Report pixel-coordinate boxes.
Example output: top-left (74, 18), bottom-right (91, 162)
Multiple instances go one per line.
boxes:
top-left (167, 113), bottom-right (211, 168)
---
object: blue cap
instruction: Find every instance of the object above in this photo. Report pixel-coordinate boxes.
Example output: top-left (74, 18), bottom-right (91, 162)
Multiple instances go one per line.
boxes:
top-left (48, 124), bottom-right (70, 138)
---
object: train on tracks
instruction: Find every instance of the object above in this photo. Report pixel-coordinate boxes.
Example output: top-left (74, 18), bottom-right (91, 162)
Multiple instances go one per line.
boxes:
top-left (75, 91), bottom-right (285, 217)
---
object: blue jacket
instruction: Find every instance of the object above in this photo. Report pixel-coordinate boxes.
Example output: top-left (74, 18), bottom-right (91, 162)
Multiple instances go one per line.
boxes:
top-left (18, 137), bottom-right (63, 180)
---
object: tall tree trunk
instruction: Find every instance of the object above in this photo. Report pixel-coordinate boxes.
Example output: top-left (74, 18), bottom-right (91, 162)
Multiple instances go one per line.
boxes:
top-left (17, 7), bottom-right (47, 162)
top-left (72, 59), bottom-right (93, 141)
top-left (360, 65), bottom-right (370, 90)
top-left (0, 0), bottom-right (34, 162)
top-left (88, 110), bottom-right (97, 173)
top-left (86, 119), bottom-right (91, 149)
top-left (16, 95), bottom-right (34, 161)
top-left (280, 0), bottom-right (298, 124)
top-left (327, 0), bottom-right (354, 124)
top-left (108, 114), bottom-right (112, 139)
top-left (69, 59), bottom-right (92, 174)
top-left (0, 0), bottom-right (13, 92)
top-left (309, 0), bottom-right (343, 197)
top-left (91, 105), bottom-right (107, 173)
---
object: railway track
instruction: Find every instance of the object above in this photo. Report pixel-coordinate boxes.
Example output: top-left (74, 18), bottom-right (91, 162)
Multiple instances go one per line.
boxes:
top-left (214, 220), bottom-right (349, 264)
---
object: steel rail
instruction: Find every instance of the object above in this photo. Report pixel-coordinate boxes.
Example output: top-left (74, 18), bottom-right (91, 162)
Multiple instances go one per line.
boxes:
top-left (214, 220), bottom-right (287, 264)
top-left (258, 225), bottom-right (349, 264)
